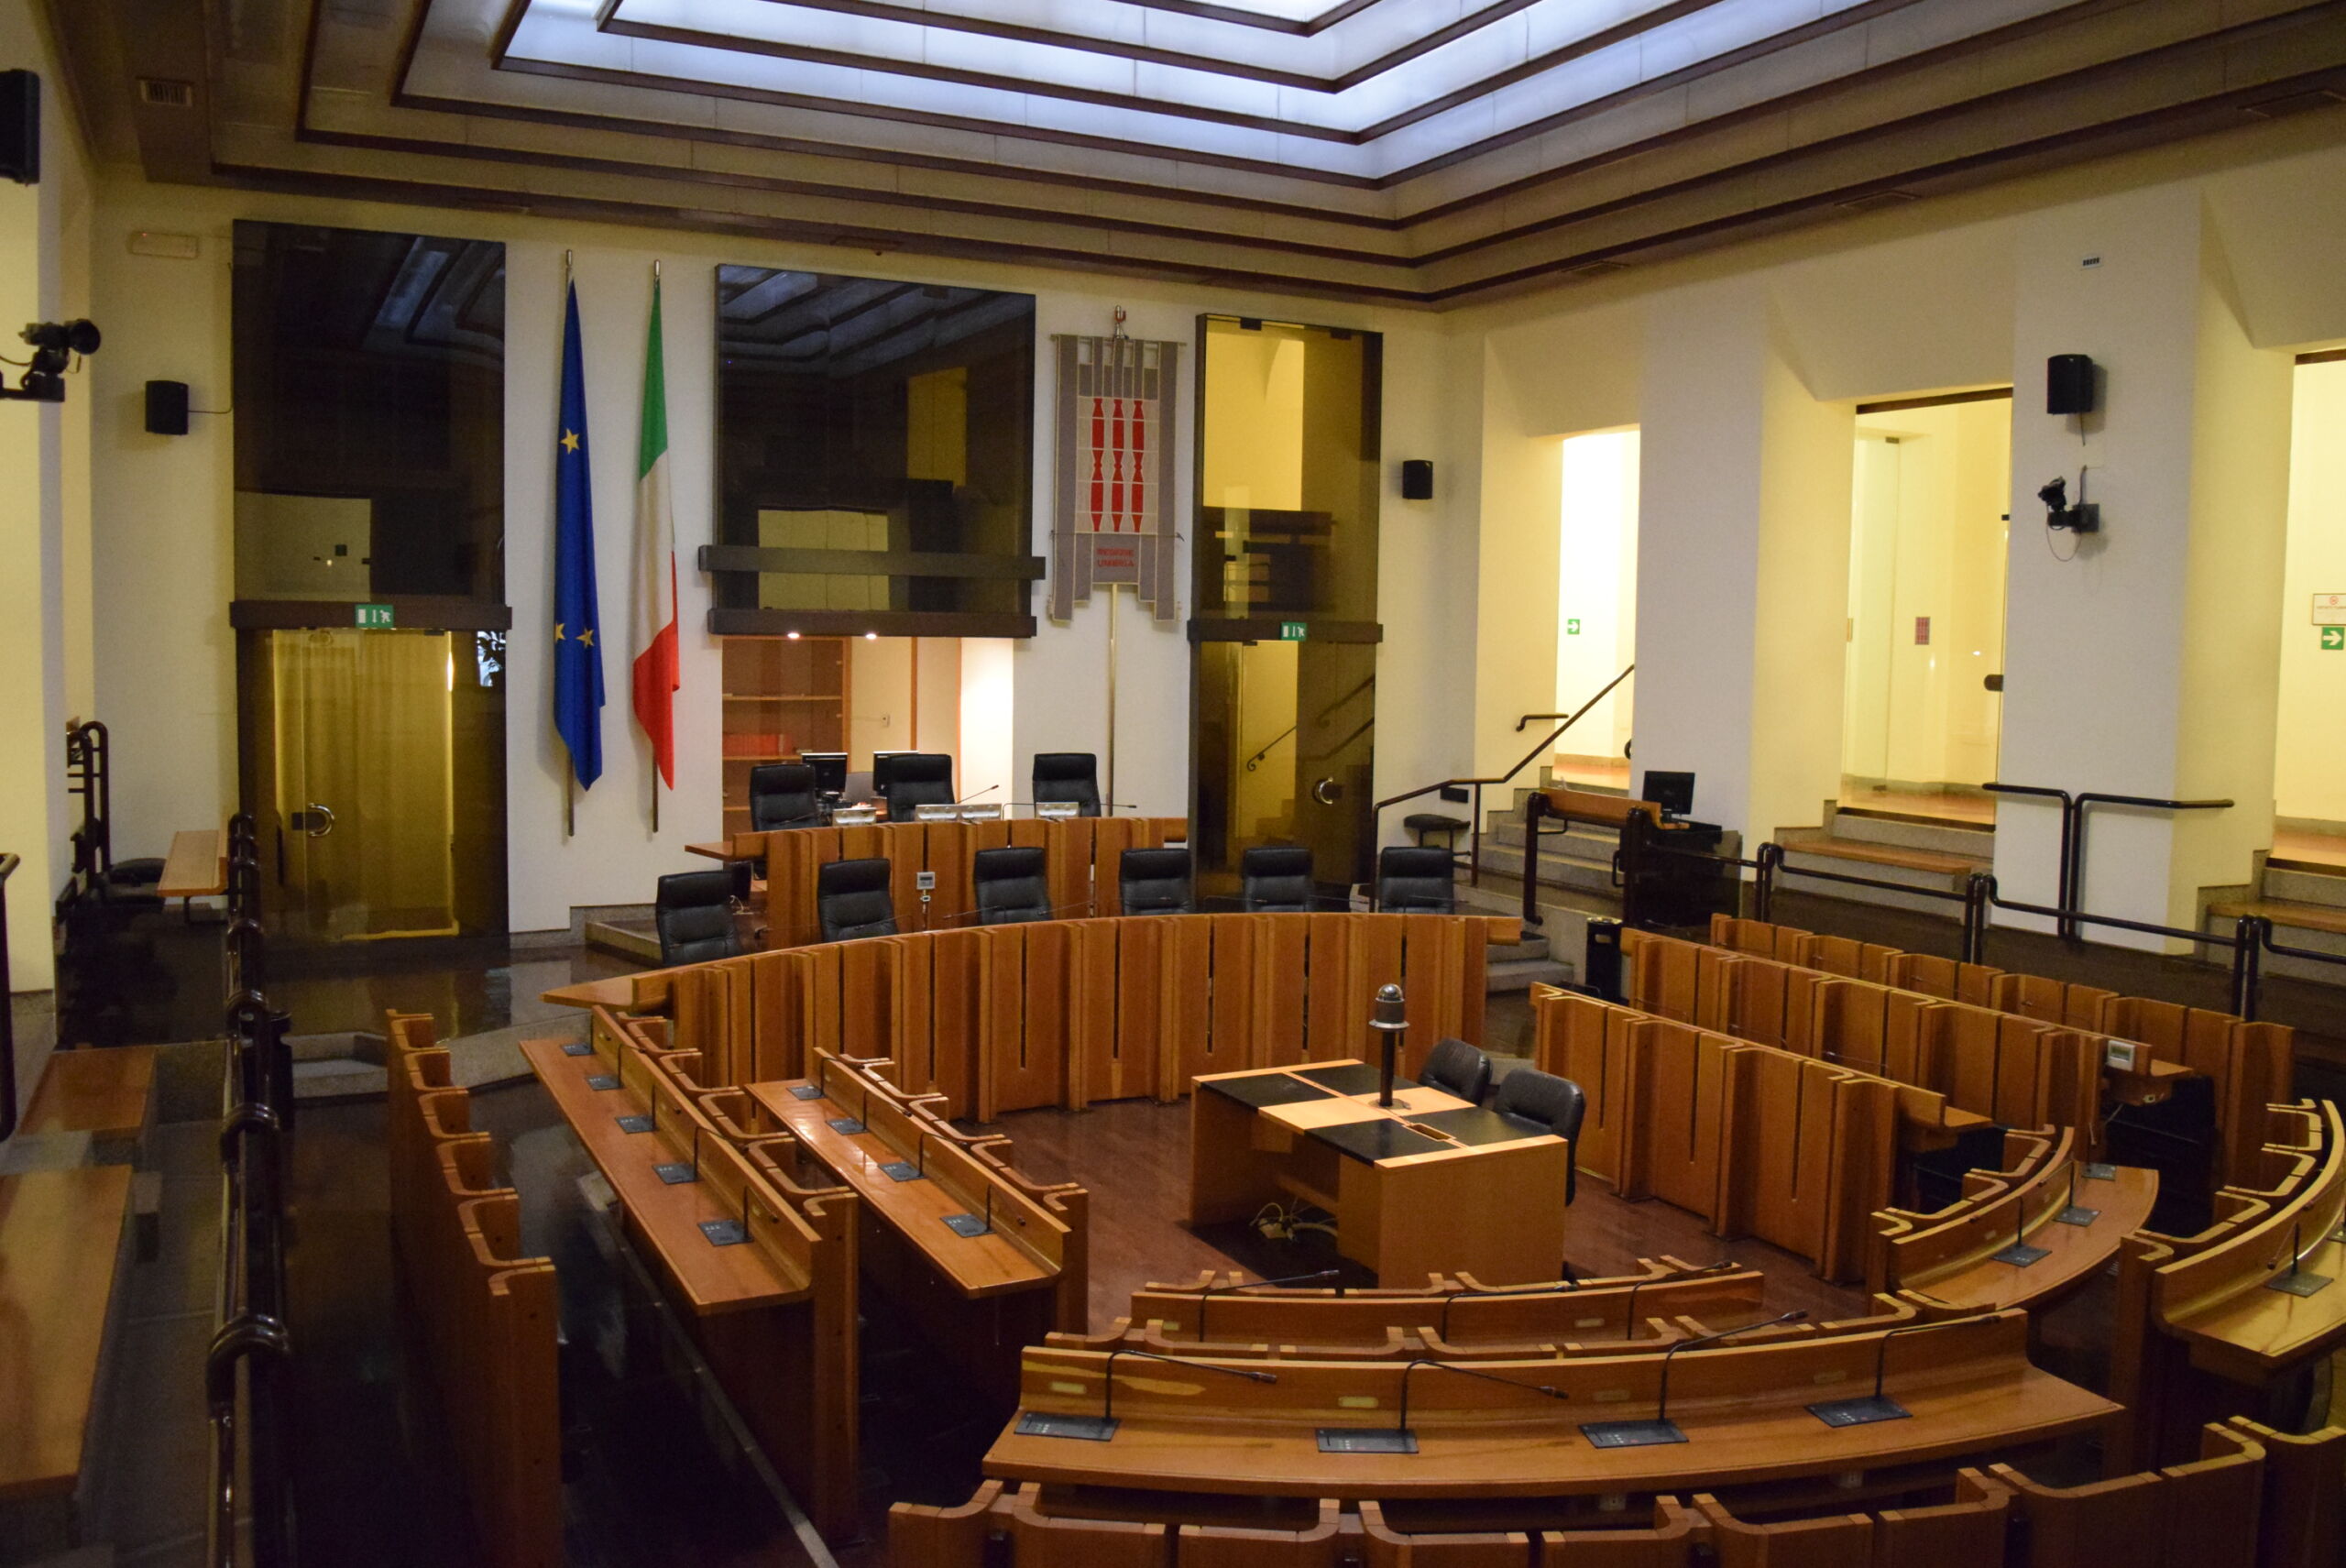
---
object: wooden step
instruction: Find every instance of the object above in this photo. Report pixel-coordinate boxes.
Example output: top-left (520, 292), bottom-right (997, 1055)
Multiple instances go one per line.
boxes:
top-left (21, 1047), bottom-right (157, 1149)
top-left (0, 1166), bottom-right (136, 1518)
top-left (1775, 830), bottom-right (1990, 878)
top-left (2208, 897), bottom-right (2346, 938)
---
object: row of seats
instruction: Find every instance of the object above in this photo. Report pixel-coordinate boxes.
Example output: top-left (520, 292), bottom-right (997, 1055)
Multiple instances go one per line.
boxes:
top-left (654, 842), bottom-right (1467, 960)
top-left (748, 750), bottom-right (1106, 827)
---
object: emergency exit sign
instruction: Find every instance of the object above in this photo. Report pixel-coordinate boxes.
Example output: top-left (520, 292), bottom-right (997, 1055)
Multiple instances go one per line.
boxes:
top-left (1279, 621), bottom-right (1307, 641)
top-left (2322, 627), bottom-right (2344, 652)
top-left (356, 603), bottom-right (394, 629)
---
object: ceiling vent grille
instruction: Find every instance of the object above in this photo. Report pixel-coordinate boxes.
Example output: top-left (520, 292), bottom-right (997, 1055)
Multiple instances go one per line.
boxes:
top-left (1562, 260), bottom-right (1628, 280)
top-left (2241, 87), bottom-right (2346, 120)
top-left (137, 78), bottom-right (197, 108)
top-left (1836, 189), bottom-right (1919, 213)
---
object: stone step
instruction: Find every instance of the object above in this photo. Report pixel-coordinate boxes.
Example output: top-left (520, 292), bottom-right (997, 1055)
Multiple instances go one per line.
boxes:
top-left (2263, 861), bottom-right (2346, 910)
top-left (586, 916), bottom-right (663, 964)
top-left (1825, 806), bottom-right (1996, 859)
top-left (1483, 820), bottom-right (1621, 864)
top-left (1773, 830), bottom-right (1984, 918)
top-left (1488, 954), bottom-right (1574, 993)
top-left (2206, 898), bottom-right (2346, 989)
top-left (1475, 839), bottom-right (1620, 898)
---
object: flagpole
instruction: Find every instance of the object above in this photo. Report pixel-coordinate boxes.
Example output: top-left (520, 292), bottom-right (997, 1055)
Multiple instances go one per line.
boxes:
top-left (649, 258), bottom-right (662, 838)
top-left (564, 247), bottom-right (575, 844)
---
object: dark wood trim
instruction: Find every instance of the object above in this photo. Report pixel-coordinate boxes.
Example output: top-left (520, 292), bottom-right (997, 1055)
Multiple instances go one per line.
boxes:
top-left (1856, 387), bottom-right (2014, 415)
top-left (488, 0), bottom-right (531, 66)
top-left (697, 545), bottom-right (1047, 580)
top-left (2296, 347), bottom-right (2346, 366)
top-left (709, 608), bottom-right (1037, 639)
top-left (229, 598), bottom-right (514, 631)
top-left (1186, 619), bottom-right (1384, 644)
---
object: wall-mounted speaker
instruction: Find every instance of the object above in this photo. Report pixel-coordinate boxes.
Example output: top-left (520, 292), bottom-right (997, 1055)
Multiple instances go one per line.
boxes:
top-left (2047, 353), bottom-right (2096, 415)
top-left (145, 379), bottom-right (191, 436)
top-left (1, 71), bottom-right (36, 186)
top-left (1400, 459), bottom-right (1434, 499)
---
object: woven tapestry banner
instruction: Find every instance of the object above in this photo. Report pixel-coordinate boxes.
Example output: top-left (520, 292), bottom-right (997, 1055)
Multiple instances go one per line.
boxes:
top-left (1051, 334), bottom-right (1181, 623)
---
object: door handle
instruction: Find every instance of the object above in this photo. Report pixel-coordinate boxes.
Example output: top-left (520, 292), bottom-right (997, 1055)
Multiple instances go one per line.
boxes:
top-left (304, 803), bottom-right (335, 839)
top-left (1312, 777), bottom-right (1342, 806)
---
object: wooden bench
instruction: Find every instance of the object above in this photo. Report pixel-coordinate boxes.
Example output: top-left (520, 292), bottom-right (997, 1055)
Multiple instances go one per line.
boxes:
top-left (156, 827), bottom-right (226, 899)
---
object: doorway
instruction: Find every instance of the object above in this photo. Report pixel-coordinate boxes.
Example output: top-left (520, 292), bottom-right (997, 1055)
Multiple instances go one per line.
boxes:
top-left (1555, 428), bottom-right (1639, 790)
top-left (1189, 315), bottom-right (1382, 894)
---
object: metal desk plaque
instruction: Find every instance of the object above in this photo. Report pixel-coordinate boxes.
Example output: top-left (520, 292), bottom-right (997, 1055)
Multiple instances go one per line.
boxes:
top-left (699, 1219), bottom-right (748, 1247)
top-left (879, 1161), bottom-right (923, 1182)
top-left (1317, 1428), bottom-right (1416, 1454)
top-left (1807, 1394), bottom-right (1912, 1428)
top-left (790, 1083), bottom-right (826, 1100)
top-left (1579, 1420), bottom-right (1688, 1449)
top-left (614, 1114), bottom-right (655, 1135)
top-left (827, 1117), bottom-right (867, 1135)
top-left (940, 1213), bottom-right (991, 1238)
top-left (562, 1041), bottom-right (594, 1057)
top-left (1016, 1412), bottom-right (1117, 1442)
top-left (652, 1162), bottom-right (696, 1186)
top-left (586, 1073), bottom-right (620, 1091)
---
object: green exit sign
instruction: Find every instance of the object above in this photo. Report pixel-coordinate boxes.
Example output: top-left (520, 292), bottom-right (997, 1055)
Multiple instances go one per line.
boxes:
top-left (1565, 619), bottom-right (1582, 636)
top-left (1279, 621), bottom-right (1307, 641)
top-left (2323, 626), bottom-right (2344, 652)
top-left (356, 602), bottom-right (394, 630)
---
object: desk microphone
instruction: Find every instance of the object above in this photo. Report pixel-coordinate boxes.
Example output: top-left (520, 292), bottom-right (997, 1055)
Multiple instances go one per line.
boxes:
top-left (1436, 1277), bottom-right (1584, 1340)
top-left (956, 784), bottom-right (1000, 805)
top-left (1319, 1358), bottom-right (1571, 1454)
top-left (2264, 1216), bottom-right (2335, 1298)
top-left (1190, 1270), bottom-right (1343, 1343)
top-left (1808, 1310), bottom-right (2007, 1427)
top-left (1016, 1349), bottom-right (1276, 1442)
top-left (1580, 1310), bottom-right (1806, 1448)
top-left (1619, 1259), bottom-right (1741, 1340)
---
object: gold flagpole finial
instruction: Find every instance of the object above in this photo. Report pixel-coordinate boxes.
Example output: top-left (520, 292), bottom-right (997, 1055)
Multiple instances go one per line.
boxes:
top-left (652, 258), bottom-right (662, 280)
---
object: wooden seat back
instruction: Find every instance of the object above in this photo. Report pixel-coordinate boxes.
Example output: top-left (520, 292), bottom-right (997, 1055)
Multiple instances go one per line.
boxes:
top-left (2222, 1416), bottom-right (2346, 1568)
top-left (1360, 1499), bottom-right (1531, 1565)
top-left (1537, 1496), bottom-right (1698, 1564)
top-left (1009, 1484), bottom-right (1176, 1567)
top-left (1871, 1470), bottom-right (2012, 1567)
top-left (1175, 1498), bottom-right (1343, 1566)
top-left (1693, 1495), bottom-right (1871, 1566)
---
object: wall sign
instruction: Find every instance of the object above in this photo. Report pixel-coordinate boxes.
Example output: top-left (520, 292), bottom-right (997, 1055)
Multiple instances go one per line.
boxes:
top-left (2321, 627), bottom-right (2344, 652)
top-left (1914, 616), bottom-right (1931, 646)
top-left (1279, 621), bottom-right (1308, 641)
top-left (2314, 593), bottom-right (2346, 625)
top-left (1565, 619), bottom-right (1582, 636)
top-left (356, 602), bottom-right (394, 629)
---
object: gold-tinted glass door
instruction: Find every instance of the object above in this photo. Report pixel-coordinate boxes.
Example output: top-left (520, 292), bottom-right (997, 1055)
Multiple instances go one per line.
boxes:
top-left (262, 630), bottom-right (459, 941)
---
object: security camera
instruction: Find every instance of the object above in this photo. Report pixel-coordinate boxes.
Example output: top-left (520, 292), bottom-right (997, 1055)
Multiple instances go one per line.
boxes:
top-left (2039, 471), bottom-right (2100, 536)
top-left (2, 318), bottom-right (102, 403)
top-left (2036, 477), bottom-right (2067, 513)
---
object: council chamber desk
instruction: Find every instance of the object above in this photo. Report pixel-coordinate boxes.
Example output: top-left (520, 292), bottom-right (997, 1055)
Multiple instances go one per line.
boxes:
top-left (1189, 1061), bottom-right (1571, 1287)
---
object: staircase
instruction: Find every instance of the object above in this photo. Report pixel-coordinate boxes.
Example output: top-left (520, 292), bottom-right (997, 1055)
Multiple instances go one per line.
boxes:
top-left (2208, 850), bottom-right (2346, 987)
top-left (1474, 773), bottom-right (1628, 900)
top-left (1773, 806), bottom-right (1993, 916)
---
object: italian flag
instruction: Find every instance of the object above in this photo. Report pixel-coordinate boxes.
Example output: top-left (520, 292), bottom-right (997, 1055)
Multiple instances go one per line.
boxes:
top-left (630, 275), bottom-right (680, 791)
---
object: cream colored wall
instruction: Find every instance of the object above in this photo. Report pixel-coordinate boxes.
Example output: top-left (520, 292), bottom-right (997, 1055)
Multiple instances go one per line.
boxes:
top-left (2278, 360), bottom-right (2346, 824)
top-left (915, 637), bottom-right (961, 761)
top-left (1554, 429), bottom-right (1638, 758)
top-left (846, 636), bottom-right (915, 774)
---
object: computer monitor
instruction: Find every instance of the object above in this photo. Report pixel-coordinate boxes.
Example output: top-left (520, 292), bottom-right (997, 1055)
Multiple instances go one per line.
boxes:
top-left (801, 751), bottom-right (849, 797)
top-left (1641, 770), bottom-right (1695, 819)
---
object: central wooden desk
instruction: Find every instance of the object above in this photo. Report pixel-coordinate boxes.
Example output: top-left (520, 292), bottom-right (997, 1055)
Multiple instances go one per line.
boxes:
top-left (1190, 1061), bottom-right (1571, 1288)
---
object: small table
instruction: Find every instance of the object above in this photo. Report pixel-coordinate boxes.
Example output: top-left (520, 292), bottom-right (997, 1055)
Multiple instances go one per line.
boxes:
top-left (685, 839), bottom-right (738, 862)
top-left (1189, 1060), bottom-right (1573, 1287)
top-left (157, 830), bottom-right (225, 899)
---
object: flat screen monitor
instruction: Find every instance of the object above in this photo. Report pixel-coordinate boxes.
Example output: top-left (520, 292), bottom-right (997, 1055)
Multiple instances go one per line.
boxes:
top-left (802, 751), bottom-right (848, 795)
top-left (1641, 770), bottom-right (1695, 818)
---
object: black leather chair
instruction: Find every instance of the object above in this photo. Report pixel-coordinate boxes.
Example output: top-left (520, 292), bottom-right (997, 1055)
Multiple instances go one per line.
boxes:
top-left (1031, 752), bottom-right (1102, 817)
top-left (875, 752), bottom-right (956, 821)
top-left (1376, 845), bottom-right (1457, 913)
top-left (816, 857), bottom-right (898, 942)
top-left (747, 762), bottom-right (826, 830)
top-left (972, 845), bottom-right (1052, 926)
top-left (1239, 845), bottom-right (1316, 913)
top-left (1420, 1036), bottom-right (1493, 1105)
top-left (655, 870), bottom-right (744, 966)
top-left (1119, 848), bottom-right (1194, 916)
top-left (1490, 1067), bottom-right (1588, 1202)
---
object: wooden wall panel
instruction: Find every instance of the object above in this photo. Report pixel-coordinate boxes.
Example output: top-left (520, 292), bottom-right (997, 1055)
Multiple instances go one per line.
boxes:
top-left (1304, 916), bottom-right (1354, 1065)
top-left (1255, 915), bottom-right (1310, 1069)
top-left (1113, 918), bottom-right (1165, 1103)
top-left (1633, 1021), bottom-right (1736, 1221)
top-left (1400, 915), bottom-right (1466, 1077)
top-left (1344, 916), bottom-right (1408, 1053)
top-left (1159, 916), bottom-right (1217, 1096)
top-left (1067, 920), bottom-right (1119, 1110)
top-left (928, 930), bottom-right (984, 1119)
top-left (1207, 916), bottom-right (1256, 1069)
top-left (886, 937), bottom-right (936, 1099)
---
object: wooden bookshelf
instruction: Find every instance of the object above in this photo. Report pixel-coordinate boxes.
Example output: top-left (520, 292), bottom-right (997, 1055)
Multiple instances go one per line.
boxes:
top-left (720, 637), bottom-right (849, 829)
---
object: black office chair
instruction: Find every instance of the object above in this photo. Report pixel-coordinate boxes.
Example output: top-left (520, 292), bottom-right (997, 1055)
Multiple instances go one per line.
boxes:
top-left (816, 857), bottom-right (898, 942)
top-left (1119, 848), bottom-right (1194, 916)
top-left (1376, 845), bottom-right (1457, 913)
top-left (972, 845), bottom-right (1052, 926)
top-left (1420, 1036), bottom-right (1493, 1105)
top-left (1490, 1067), bottom-right (1588, 1202)
top-left (1031, 752), bottom-right (1102, 817)
top-left (1239, 845), bottom-right (1316, 913)
top-left (747, 762), bottom-right (826, 830)
top-left (655, 870), bottom-right (744, 966)
top-left (875, 751), bottom-right (956, 821)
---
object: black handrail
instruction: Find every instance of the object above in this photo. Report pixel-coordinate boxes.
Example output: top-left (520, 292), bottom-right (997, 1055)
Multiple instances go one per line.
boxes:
top-left (1242, 724), bottom-right (1298, 773)
top-left (1372, 665), bottom-right (1634, 889)
top-left (0, 851), bottom-right (17, 1144)
top-left (1981, 783), bottom-right (2230, 941)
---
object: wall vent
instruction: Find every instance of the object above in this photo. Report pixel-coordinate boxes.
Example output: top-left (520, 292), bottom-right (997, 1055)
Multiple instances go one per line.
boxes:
top-left (2240, 88), bottom-right (2346, 120)
top-left (137, 78), bottom-right (196, 108)
top-left (1836, 189), bottom-right (1919, 213)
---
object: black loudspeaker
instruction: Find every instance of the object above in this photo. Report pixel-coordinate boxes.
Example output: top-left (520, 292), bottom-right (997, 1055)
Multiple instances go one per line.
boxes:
top-left (2047, 354), bottom-right (2096, 415)
top-left (0, 71), bottom-right (35, 186)
top-left (1584, 917), bottom-right (1624, 1003)
top-left (145, 380), bottom-right (190, 436)
top-left (1400, 459), bottom-right (1433, 499)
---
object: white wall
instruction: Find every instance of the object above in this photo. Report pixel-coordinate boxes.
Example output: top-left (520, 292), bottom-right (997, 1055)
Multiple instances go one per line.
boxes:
top-left (1554, 430), bottom-right (1639, 759)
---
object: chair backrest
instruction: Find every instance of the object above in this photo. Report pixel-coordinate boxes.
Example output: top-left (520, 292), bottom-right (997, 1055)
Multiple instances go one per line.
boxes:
top-left (801, 751), bottom-right (849, 797)
top-left (1377, 844), bottom-right (1456, 913)
top-left (1119, 848), bottom-right (1194, 916)
top-left (748, 762), bottom-right (824, 830)
top-left (1240, 845), bottom-right (1316, 913)
top-left (973, 845), bottom-right (1052, 926)
top-left (817, 857), bottom-right (898, 942)
top-left (655, 870), bottom-right (743, 966)
top-left (1492, 1066), bottom-right (1588, 1201)
top-left (1031, 752), bottom-right (1102, 817)
top-left (876, 751), bottom-right (956, 820)
top-left (1421, 1036), bottom-right (1493, 1105)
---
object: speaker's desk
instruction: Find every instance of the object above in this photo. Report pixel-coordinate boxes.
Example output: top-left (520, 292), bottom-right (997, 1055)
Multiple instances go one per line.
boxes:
top-left (1189, 1061), bottom-right (1571, 1288)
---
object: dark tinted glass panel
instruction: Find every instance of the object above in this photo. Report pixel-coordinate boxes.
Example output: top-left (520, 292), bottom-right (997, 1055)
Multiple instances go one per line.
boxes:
top-left (231, 221), bottom-right (505, 603)
top-left (714, 268), bottom-right (1036, 627)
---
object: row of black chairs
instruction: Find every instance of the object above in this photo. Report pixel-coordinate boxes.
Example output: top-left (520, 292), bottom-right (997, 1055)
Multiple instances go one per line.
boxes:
top-left (652, 844), bottom-right (1466, 962)
top-left (749, 751), bottom-right (1104, 828)
top-left (1418, 1037), bottom-right (1589, 1205)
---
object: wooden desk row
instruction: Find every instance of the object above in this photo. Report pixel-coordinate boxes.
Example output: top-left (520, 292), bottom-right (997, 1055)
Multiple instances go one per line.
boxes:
top-left (1711, 915), bottom-right (2295, 1185)
top-left (2113, 1097), bottom-right (2346, 1470)
top-left (546, 912), bottom-right (1517, 1123)
top-left (705, 815), bottom-right (1188, 949)
top-left (385, 1014), bottom-right (559, 1568)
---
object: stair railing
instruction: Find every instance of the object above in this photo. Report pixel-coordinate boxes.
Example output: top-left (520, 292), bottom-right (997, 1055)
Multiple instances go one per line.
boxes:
top-left (0, 851), bottom-right (16, 1143)
top-left (1372, 664), bottom-right (1634, 889)
top-left (1982, 783), bottom-right (2230, 941)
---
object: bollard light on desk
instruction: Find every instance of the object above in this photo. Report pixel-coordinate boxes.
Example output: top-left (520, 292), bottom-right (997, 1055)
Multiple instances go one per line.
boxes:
top-left (1371, 982), bottom-right (1407, 1108)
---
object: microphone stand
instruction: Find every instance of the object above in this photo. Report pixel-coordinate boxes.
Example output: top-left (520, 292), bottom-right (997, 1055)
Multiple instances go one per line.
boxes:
top-left (1620, 1260), bottom-right (1741, 1341)
top-left (1190, 1270), bottom-right (1343, 1343)
top-left (1807, 1311), bottom-right (2008, 1427)
top-left (1989, 1189), bottom-right (2050, 1267)
top-left (1580, 1310), bottom-right (1807, 1448)
top-left (1318, 1358), bottom-right (1571, 1454)
top-left (1371, 983), bottom-right (1407, 1108)
top-left (1017, 1349), bottom-right (1277, 1442)
top-left (2264, 1216), bottom-right (2336, 1298)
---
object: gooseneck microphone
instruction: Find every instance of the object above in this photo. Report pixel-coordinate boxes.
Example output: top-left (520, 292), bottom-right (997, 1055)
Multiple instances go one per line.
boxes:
top-left (1191, 1270), bottom-right (1343, 1343)
top-left (1580, 1310), bottom-right (1808, 1448)
top-left (1317, 1358), bottom-right (1571, 1454)
top-left (1808, 1311), bottom-right (2009, 1427)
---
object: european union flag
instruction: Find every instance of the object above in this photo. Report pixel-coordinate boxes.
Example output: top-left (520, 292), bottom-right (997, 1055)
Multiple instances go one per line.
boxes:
top-left (554, 280), bottom-right (604, 788)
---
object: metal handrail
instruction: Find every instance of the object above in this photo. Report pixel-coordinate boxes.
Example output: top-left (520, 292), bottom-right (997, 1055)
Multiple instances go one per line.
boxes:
top-left (1243, 724), bottom-right (1298, 773)
top-left (0, 852), bottom-right (17, 1143)
top-left (1371, 664), bottom-right (1634, 887)
top-left (1982, 782), bottom-right (2230, 941)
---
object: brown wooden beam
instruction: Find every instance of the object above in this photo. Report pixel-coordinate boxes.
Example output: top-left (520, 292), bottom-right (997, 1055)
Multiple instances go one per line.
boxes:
top-left (698, 545), bottom-right (1046, 580)
top-left (708, 608), bottom-right (1037, 639)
